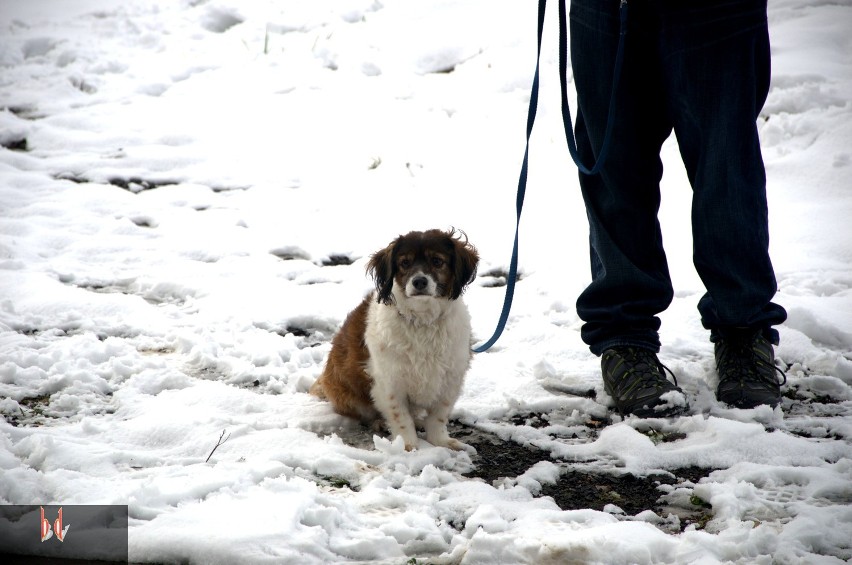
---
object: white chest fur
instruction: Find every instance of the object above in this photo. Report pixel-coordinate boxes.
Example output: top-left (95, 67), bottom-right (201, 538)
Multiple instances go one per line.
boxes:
top-left (364, 296), bottom-right (472, 409)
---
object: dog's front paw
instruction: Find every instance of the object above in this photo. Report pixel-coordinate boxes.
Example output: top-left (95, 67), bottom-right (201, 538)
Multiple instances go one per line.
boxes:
top-left (373, 434), bottom-right (418, 454)
top-left (392, 430), bottom-right (420, 452)
top-left (443, 438), bottom-right (465, 451)
top-left (434, 438), bottom-right (475, 454)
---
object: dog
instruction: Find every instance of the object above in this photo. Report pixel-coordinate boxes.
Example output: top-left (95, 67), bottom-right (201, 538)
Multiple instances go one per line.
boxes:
top-left (310, 228), bottom-right (479, 451)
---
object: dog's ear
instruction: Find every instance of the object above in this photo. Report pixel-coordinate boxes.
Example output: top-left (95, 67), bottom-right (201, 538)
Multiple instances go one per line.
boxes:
top-left (450, 230), bottom-right (479, 300)
top-left (367, 240), bottom-right (396, 305)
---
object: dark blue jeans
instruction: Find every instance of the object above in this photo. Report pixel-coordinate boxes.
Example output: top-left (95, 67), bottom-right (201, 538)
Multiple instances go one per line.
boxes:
top-left (570, 0), bottom-right (787, 355)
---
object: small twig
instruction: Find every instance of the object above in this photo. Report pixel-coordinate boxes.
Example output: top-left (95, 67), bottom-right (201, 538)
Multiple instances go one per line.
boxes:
top-left (263, 24), bottom-right (269, 55)
top-left (205, 429), bottom-right (231, 463)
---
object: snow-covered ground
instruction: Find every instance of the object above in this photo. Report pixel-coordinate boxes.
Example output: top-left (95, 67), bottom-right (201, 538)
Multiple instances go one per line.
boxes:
top-left (1, 0), bottom-right (851, 563)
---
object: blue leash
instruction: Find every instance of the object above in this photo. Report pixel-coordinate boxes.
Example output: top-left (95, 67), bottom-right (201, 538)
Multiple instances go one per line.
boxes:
top-left (473, 0), bottom-right (628, 353)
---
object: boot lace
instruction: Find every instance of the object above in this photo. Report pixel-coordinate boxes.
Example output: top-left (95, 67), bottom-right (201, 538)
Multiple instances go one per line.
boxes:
top-left (717, 333), bottom-right (786, 386)
top-left (610, 347), bottom-right (679, 395)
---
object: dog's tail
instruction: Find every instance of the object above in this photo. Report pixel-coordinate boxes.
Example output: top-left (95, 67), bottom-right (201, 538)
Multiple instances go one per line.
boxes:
top-left (309, 378), bottom-right (326, 399)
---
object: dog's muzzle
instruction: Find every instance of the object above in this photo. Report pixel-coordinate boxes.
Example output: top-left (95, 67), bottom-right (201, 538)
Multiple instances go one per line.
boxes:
top-left (407, 273), bottom-right (435, 297)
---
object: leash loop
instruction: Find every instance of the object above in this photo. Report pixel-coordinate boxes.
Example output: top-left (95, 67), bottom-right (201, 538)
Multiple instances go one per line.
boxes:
top-left (471, 0), bottom-right (546, 354)
top-left (559, 0), bottom-right (628, 175)
top-left (473, 0), bottom-right (627, 353)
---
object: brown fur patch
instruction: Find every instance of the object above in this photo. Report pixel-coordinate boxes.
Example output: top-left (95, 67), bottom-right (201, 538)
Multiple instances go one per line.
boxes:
top-left (310, 297), bottom-right (377, 423)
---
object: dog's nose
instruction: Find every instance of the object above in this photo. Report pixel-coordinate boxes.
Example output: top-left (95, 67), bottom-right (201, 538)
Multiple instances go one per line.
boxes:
top-left (412, 276), bottom-right (429, 291)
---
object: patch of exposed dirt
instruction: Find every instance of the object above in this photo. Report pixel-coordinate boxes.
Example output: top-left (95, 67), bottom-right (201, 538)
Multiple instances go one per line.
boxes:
top-left (451, 419), bottom-right (715, 530)
top-left (539, 467), bottom-right (709, 517)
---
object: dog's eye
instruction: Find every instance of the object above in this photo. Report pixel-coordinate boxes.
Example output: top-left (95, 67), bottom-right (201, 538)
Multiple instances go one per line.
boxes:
top-left (399, 258), bottom-right (411, 269)
top-left (431, 257), bottom-right (445, 268)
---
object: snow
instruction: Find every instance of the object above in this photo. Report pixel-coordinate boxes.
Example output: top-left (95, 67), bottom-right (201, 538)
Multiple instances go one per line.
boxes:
top-left (1, 0), bottom-right (851, 563)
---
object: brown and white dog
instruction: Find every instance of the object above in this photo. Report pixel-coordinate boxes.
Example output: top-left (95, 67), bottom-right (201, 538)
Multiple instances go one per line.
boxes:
top-left (310, 228), bottom-right (479, 451)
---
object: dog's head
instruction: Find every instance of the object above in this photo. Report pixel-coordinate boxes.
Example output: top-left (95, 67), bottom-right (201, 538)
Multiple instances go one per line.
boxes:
top-left (367, 228), bottom-right (479, 305)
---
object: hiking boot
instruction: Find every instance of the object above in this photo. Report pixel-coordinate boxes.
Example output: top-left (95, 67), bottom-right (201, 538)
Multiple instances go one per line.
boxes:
top-left (601, 346), bottom-right (689, 418)
top-left (715, 331), bottom-right (786, 408)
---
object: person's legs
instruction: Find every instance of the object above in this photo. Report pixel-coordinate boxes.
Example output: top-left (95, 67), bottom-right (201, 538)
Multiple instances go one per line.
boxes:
top-left (659, 0), bottom-right (787, 342)
top-left (659, 0), bottom-right (787, 407)
top-left (570, 0), bottom-right (674, 355)
top-left (571, 0), bottom-right (688, 417)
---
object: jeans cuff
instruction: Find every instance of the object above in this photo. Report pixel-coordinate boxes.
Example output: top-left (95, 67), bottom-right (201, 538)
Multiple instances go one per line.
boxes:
top-left (709, 326), bottom-right (780, 345)
top-left (590, 337), bottom-right (661, 356)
